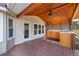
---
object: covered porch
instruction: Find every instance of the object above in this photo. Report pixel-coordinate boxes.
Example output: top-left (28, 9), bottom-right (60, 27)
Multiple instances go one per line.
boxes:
top-left (0, 3), bottom-right (79, 56)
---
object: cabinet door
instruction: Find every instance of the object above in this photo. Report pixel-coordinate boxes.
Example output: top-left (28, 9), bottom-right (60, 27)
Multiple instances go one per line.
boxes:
top-left (46, 32), bottom-right (52, 38)
top-left (51, 32), bottom-right (60, 39)
top-left (60, 33), bottom-right (72, 48)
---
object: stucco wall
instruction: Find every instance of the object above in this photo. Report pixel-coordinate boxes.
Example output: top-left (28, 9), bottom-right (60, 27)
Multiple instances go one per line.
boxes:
top-left (15, 16), bottom-right (45, 45)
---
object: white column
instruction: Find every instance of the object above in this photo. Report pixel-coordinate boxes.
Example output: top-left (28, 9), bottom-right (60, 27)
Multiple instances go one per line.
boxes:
top-left (0, 12), bottom-right (3, 42)
top-left (0, 12), bottom-right (7, 54)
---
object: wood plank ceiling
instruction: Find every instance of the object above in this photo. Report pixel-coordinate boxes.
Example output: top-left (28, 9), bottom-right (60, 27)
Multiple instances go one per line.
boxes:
top-left (74, 4), bottom-right (79, 19)
top-left (17, 3), bottom-right (77, 24)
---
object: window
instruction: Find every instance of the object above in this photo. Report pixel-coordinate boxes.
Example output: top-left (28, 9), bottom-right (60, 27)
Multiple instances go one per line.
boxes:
top-left (39, 25), bottom-right (41, 34)
top-left (9, 18), bottom-right (13, 37)
top-left (42, 25), bottom-right (44, 33)
top-left (34, 24), bottom-right (37, 35)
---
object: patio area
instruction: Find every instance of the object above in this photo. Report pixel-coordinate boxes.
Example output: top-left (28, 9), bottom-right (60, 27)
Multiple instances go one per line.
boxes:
top-left (0, 38), bottom-right (77, 56)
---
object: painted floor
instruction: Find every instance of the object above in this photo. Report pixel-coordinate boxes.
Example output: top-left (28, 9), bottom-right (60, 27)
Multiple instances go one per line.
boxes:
top-left (1, 38), bottom-right (75, 56)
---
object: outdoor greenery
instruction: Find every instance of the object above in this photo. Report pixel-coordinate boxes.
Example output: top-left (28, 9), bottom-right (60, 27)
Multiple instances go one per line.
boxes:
top-left (73, 29), bottom-right (79, 36)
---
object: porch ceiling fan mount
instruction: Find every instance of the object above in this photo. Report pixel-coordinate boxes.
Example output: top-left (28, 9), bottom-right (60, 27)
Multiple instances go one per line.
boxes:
top-left (48, 10), bottom-right (52, 16)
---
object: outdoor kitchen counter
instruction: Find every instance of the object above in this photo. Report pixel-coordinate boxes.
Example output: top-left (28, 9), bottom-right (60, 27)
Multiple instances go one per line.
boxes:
top-left (60, 32), bottom-right (74, 48)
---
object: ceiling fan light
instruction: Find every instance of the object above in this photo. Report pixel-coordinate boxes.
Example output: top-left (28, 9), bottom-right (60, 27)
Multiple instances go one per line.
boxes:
top-left (48, 13), bottom-right (52, 16)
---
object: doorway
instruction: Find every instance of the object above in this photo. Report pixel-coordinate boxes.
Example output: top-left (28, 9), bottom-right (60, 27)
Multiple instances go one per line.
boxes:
top-left (24, 23), bottom-right (31, 41)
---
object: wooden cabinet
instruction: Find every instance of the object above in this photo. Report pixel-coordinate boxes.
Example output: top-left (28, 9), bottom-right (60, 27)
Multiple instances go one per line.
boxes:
top-left (46, 30), bottom-right (73, 48)
top-left (60, 32), bottom-right (72, 48)
top-left (51, 31), bottom-right (60, 39)
top-left (46, 31), bottom-right (52, 38)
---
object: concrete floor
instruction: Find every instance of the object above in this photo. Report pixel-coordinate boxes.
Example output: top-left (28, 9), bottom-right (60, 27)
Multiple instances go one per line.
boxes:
top-left (1, 38), bottom-right (75, 56)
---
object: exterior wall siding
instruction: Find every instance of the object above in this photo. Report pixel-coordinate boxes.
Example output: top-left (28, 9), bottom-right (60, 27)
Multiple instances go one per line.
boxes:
top-left (15, 16), bottom-right (45, 45)
top-left (6, 15), bottom-right (15, 52)
top-left (6, 38), bottom-right (15, 51)
top-left (0, 12), bottom-right (15, 54)
top-left (0, 12), bottom-right (45, 54)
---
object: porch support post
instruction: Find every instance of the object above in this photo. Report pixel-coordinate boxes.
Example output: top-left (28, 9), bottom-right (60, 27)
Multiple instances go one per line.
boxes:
top-left (45, 23), bottom-right (48, 39)
top-left (69, 3), bottom-right (78, 49)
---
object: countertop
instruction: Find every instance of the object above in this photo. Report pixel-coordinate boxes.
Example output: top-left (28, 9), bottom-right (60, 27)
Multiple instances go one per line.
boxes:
top-left (47, 30), bottom-right (75, 34)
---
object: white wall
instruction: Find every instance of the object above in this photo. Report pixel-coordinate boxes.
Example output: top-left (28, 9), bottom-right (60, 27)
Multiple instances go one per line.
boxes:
top-left (15, 16), bottom-right (45, 45)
